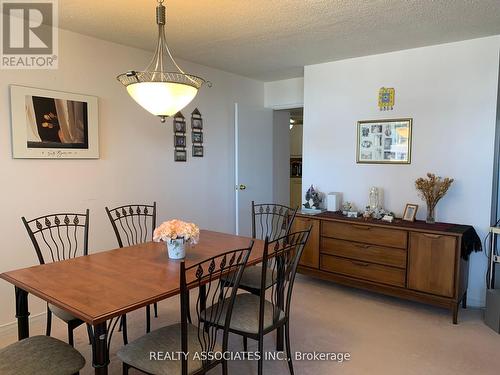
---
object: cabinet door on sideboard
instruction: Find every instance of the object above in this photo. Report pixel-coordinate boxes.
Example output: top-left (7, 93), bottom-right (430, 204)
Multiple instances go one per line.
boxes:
top-left (293, 216), bottom-right (320, 269)
top-left (407, 232), bottom-right (457, 297)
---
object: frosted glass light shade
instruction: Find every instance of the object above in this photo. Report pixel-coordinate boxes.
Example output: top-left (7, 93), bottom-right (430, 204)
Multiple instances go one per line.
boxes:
top-left (126, 82), bottom-right (198, 118)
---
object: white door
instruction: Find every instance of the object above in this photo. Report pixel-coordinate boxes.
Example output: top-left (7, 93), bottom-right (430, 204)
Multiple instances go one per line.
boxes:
top-left (234, 103), bottom-right (273, 236)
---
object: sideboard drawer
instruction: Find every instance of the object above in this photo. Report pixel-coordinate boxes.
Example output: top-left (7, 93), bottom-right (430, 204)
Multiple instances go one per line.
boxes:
top-left (293, 216), bottom-right (320, 269)
top-left (321, 255), bottom-right (406, 287)
top-left (321, 237), bottom-right (407, 268)
top-left (321, 221), bottom-right (407, 249)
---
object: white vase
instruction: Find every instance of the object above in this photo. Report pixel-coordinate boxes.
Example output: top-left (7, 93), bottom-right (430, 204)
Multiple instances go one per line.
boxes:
top-left (166, 238), bottom-right (186, 259)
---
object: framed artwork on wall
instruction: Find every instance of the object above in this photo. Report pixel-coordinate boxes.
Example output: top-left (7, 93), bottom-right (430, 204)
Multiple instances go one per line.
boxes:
top-left (10, 85), bottom-right (99, 159)
top-left (356, 118), bottom-right (412, 164)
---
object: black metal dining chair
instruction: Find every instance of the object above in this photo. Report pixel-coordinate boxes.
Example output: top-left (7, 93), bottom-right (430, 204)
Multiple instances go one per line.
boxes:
top-left (0, 335), bottom-right (85, 374)
top-left (252, 202), bottom-right (298, 241)
top-left (21, 210), bottom-right (93, 347)
top-left (226, 202), bottom-right (298, 296)
top-left (117, 242), bottom-right (253, 375)
top-left (105, 202), bottom-right (158, 333)
top-left (203, 229), bottom-right (311, 375)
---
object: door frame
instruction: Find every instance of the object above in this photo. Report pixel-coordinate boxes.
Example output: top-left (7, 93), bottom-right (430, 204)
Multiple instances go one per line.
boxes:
top-left (274, 105), bottom-right (304, 209)
top-left (234, 102), bottom-right (240, 234)
top-left (490, 57), bottom-right (500, 226)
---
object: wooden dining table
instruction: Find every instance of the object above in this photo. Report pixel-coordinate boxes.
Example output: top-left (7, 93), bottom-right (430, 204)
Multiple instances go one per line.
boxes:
top-left (0, 230), bottom-right (265, 374)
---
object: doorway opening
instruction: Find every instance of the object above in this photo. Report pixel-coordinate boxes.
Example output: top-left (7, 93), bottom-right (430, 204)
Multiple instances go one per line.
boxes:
top-left (273, 107), bottom-right (303, 209)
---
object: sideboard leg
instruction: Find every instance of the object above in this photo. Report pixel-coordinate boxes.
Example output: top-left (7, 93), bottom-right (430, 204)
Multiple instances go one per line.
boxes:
top-left (462, 292), bottom-right (467, 309)
top-left (452, 304), bottom-right (458, 325)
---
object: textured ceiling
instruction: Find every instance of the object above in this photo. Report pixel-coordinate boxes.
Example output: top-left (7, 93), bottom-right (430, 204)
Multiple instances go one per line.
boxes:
top-left (58, 0), bottom-right (500, 81)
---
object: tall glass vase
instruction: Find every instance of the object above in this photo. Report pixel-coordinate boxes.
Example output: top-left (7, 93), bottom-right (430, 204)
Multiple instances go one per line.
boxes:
top-left (426, 204), bottom-right (436, 224)
top-left (369, 187), bottom-right (380, 211)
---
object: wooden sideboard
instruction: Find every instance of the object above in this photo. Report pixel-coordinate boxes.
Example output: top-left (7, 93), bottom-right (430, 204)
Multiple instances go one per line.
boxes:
top-left (293, 212), bottom-right (477, 324)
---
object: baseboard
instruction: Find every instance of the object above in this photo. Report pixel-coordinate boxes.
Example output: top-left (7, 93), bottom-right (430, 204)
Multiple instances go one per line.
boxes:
top-left (467, 297), bottom-right (485, 309)
top-left (0, 311), bottom-right (46, 339)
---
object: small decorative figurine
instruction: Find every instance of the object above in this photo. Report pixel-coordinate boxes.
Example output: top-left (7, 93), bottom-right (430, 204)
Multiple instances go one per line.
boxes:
top-left (382, 214), bottom-right (394, 223)
top-left (303, 185), bottom-right (322, 210)
top-left (342, 202), bottom-right (353, 215)
top-left (340, 201), bottom-right (359, 218)
top-left (363, 206), bottom-right (372, 220)
top-left (372, 207), bottom-right (385, 220)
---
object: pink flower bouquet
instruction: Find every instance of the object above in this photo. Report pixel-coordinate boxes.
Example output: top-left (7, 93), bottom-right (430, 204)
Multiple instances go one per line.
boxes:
top-left (153, 219), bottom-right (200, 245)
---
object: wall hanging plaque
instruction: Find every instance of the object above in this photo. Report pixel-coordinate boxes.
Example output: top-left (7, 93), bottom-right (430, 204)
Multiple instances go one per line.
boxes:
top-left (191, 108), bottom-right (204, 157)
top-left (356, 118), bottom-right (412, 164)
top-left (378, 87), bottom-right (395, 111)
top-left (173, 112), bottom-right (187, 162)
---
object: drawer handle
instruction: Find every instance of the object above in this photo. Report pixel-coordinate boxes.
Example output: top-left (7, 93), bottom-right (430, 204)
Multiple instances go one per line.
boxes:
top-left (354, 244), bottom-right (371, 249)
top-left (423, 233), bottom-right (442, 239)
top-left (351, 260), bottom-right (370, 267)
top-left (353, 225), bottom-right (371, 230)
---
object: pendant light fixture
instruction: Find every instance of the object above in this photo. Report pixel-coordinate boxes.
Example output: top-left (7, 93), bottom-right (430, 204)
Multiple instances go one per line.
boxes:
top-left (117, 0), bottom-right (209, 122)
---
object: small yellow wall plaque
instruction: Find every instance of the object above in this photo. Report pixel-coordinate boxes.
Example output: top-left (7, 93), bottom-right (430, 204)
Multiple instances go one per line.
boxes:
top-left (378, 87), bottom-right (395, 111)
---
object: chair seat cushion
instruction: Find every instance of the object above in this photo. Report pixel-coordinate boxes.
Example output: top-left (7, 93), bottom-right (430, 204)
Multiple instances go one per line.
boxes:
top-left (117, 323), bottom-right (221, 375)
top-left (202, 293), bottom-right (285, 334)
top-left (222, 265), bottom-right (275, 291)
top-left (0, 335), bottom-right (85, 375)
top-left (49, 304), bottom-right (78, 322)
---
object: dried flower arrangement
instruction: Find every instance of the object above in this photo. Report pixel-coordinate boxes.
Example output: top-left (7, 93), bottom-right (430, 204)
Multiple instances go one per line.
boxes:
top-left (415, 173), bottom-right (454, 223)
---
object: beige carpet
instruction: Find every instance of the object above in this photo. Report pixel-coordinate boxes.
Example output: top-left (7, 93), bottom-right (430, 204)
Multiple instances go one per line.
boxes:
top-left (1, 274), bottom-right (499, 374)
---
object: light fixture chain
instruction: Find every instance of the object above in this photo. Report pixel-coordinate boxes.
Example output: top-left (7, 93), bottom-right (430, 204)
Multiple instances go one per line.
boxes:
top-left (156, 2), bottom-right (166, 25)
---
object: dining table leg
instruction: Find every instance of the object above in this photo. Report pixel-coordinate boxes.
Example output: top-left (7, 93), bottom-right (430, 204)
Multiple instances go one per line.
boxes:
top-left (92, 322), bottom-right (109, 375)
top-left (15, 286), bottom-right (29, 340)
top-left (276, 326), bottom-right (284, 351)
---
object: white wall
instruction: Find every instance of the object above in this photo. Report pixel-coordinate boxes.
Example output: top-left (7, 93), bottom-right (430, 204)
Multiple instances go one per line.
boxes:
top-left (264, 77), bottom-right (304, 109)
top-left (0, 29), bottom-right (267, 326)
top-left (303, 36), bottom-right (500, 307)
